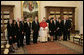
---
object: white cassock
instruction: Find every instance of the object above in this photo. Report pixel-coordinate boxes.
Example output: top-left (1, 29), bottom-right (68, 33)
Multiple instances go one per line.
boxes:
top-left (39, 24), bottom-right (49, 42)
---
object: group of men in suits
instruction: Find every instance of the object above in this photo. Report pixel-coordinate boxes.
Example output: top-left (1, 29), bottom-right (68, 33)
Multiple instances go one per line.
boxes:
top-left (7, 15), bottom-right (71, 52)
top-left (7, 16), bottom-right (39, 52)
top-left (62, 16), bottom-right (71, 41)
top-left (46, 15), bottom-right (71, 41)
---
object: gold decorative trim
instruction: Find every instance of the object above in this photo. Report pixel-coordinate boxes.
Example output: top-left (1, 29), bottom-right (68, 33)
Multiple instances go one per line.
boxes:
top-left (21, 1), bottom-right (23, 18)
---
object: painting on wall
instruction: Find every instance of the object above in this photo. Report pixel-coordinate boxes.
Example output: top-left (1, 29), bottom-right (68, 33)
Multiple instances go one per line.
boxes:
top-left (21, 1), bottom-right (40, 22)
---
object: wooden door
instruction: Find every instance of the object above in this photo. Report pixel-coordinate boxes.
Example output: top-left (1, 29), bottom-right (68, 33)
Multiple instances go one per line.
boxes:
top-left (1, 5), bottom-right (15, 41)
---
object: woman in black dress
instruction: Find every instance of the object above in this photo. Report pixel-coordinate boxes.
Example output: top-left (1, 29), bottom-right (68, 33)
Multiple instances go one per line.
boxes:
top-left (57, 19), bottom-right (62, 40)
top-left (49, 18), bottom-right (54, 41)
top-left (13, 20), bottom-right (18, 49)
top-left (7, 19), bottom-right (15, 52)
top-left (13, 20), bottom-right (17, 43)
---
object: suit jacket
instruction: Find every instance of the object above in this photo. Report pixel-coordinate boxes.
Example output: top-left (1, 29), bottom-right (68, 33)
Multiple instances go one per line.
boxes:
top-left (67, 19), bottom-right (71, 29)
top-left (7, 21), bottom-right (14, 38)
top-left (32, 21), bottom-right (40, 32)
top-left (24, 22), bottom-right (31, 35)
top-left (58, 21), bottom-right (62, 30)
top-left (46, 19), bottom-right (50, 24)
top-left (20, 21), bottom-right (25, 33)
top-left (53, 20), bottom-right (59, 31)
top-left (16, 22), bottom-right (22, 36)
top-left (13, 23), bottom-right (17, 36)
top-left (49, 22), bottom-right (54, 31)
top-left (61, 20), bottom-right (69, 32)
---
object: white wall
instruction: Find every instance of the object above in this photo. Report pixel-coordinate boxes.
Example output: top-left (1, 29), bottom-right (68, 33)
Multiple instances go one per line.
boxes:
top-left (77, 1), bottom-right (83, 31)
top-left (40, 1), bottom-right (77, 20)
top-left (1, 1), bottom-right (21, 20)
top-left (40, 1), bottom-right (78, 30)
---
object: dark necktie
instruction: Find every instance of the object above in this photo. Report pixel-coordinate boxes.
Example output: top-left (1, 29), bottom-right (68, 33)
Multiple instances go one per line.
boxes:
top-left (10, 24), bottom-right (12, 27)
top-left (22, 21), bottom-right (24, 25)
top-left (54, 21), bottom-right (56, 25)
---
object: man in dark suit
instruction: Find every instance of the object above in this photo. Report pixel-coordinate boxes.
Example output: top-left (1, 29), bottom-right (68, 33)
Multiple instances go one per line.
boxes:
top-left (7, 19), bottom-right (14, 45)
top-left (32, 16), bottom-right (40, 44)
top-left (46, 16), bottom-right (51, 24)
top-left (61, 16), bottom-right (69, 41)
top-left (20, 17), bottom-right (25, 47)
top-left (16, 18), bottom-right (22, 48)
top-left (7, 19), bottom-right (15, 52)
top-left (53, 17), bottom-right (59, 41)
top-left (67, 17), bottom-right (71, 40)
top-left (24, 18), bottom-right (31, 45)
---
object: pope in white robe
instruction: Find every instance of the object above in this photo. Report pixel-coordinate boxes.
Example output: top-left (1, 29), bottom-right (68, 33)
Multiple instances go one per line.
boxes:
top-left (39, 18), bottom-right (49, 42)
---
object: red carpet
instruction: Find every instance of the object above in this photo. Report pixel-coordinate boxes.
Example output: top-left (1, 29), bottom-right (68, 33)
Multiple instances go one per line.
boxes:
top-left (25, 41), bottom-right (77, 54)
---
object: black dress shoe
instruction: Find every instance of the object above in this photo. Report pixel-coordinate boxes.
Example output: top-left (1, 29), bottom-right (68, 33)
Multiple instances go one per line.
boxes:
top-left (10, 49), bottom-right (15, 53)
top-left (26, 43), bottom-right (30, 45)
top-left (12, 50), bottom-right (15, 53)
top-left (63, 40), bottom-right (67, 41)
top-left (69, 39), bottom-right (70, 40)
top-left (22, 44), bottom-right (24, 47)
top-left (18, 46), bottom-right (20, 48)
top-left (27, 44), bottom-right (30, 45)
top-left (33, 42), bottom-right (36, 44)
top-left (34, 43), bottom-right (38, 44)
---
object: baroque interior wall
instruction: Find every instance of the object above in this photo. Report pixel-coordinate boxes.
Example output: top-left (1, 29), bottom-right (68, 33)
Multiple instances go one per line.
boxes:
top-left (1, 1), bottom-right (21, 20)
top-left (76, 1), bottom-right (83, 32)
top-left (1, 1), bottom-right (83, 31)
top-left (40, 1), bottom-right (78, 30)
top-left (40, 1), bottom-right (83, 31)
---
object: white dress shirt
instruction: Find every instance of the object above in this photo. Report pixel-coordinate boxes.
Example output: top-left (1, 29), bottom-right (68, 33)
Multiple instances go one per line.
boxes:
top-left (64, 20), bottom-right (66, 25)
top-left (35, 21), bottom-right (37, 24)
top-left (27, 22), bottom-right (30, 26)
top-left (54, 20), bottom-right (56, 25)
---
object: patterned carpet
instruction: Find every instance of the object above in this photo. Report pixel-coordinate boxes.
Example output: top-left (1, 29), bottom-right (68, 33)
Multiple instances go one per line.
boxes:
top-left (5, 34), bottom-right (83, 54)
top-left (58, 41), bottom-right (83, 54)
top-left (25, 41), bottom-right (79, 54)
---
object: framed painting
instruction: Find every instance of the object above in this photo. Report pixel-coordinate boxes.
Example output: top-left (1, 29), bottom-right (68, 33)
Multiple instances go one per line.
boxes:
top-left (21, 1), bottom-right (40, 22)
